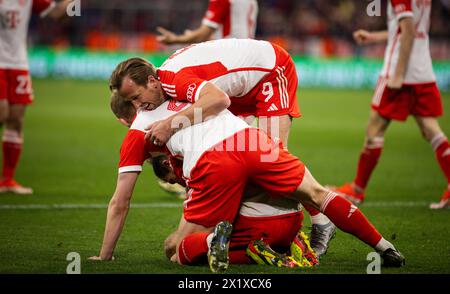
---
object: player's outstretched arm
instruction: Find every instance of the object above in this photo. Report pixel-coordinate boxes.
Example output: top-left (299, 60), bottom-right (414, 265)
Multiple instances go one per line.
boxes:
top-left (145, 82), bottom-right (230, 145)
top-left (353, 30), bottom-right (388, 45)
top-left (156, 25), bottom-right (215, 45)
top-left (387, 17), bottom-right (415, 89)
top-left (89, 172), bottom-right (139, 261)
top-left (47, 0), bottom-right (73, 19)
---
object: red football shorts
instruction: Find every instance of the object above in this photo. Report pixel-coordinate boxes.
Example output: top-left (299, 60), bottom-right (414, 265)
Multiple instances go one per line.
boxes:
top-left (183, 128), bottom-right (305, 228)
top-left (229, 212), bottom-right (304, 264)
top-left (371, 77), bottom-right (443, 121)
top-left (228, 44), bottom-right (300, 119)
top-left (0, 69), bottom-right (34, 105)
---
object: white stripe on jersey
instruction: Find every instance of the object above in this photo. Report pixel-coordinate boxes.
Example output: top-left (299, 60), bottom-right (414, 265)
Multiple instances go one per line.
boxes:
top-left (162, 88), bottom-right (176, 94)
top-left (372, 78), bottom-right (387, 107)
top-left (161, 83), bottom-right (175, 88)
top-left (276, 66), bottom-right (289, 109)
top-left (165, 92), bottom-right (178, 98)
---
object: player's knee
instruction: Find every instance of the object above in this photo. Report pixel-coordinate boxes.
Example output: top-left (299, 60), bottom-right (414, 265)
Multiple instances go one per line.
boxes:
top-left (309, 186), bottom-right (329, 209)
top-left (295, 174), bottom-right (327, 210)
top-left (0, 107), bottom-right (7, 124)
top-left (365, 136), bottom-right (384, 149)
top-left (419, 125), bottom-right (438, 142)
top-left (5, 117), bottom-right (24, 133)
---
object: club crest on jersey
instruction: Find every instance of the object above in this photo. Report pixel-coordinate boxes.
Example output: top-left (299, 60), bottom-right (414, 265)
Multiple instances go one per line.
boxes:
top-left (186, 83), bottom-right (197, 102)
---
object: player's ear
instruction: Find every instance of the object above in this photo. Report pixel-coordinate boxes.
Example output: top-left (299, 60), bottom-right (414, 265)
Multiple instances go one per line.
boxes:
top-left (117, 118), bottom-right (131, 127)
top-left (148, 75), bottom-right (158, 89)
top-left (162, 159), bottom-right (171, 167)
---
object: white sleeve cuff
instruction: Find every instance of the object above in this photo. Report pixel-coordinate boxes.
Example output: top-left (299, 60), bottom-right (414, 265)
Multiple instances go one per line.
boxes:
top-left (194, 81), bottom-right (208, 103)
top-left (202, 19), bottom-right (220, 29)
top-left (118, 165), bottom-right (142, 174)
top-left (396, 11), bottom-right (414, 21)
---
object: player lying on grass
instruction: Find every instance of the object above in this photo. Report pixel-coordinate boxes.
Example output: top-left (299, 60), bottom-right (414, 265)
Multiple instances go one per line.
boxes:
top-left (108, 39), bottom-right (337, 258)
top-left (89, 91), bottom-right (405, 272)
top-left (152, 154), bottom-right (318, 268)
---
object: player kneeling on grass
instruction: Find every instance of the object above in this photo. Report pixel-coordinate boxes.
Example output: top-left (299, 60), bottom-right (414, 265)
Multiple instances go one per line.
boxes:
top-left (89, 90), bottom-right (405, 273)
top-left (108, 40), bottom-right (337, 257)
top-left (114, 99), bottom-right (318, 270)
top-left (152, 154), bottom-right (318, 269)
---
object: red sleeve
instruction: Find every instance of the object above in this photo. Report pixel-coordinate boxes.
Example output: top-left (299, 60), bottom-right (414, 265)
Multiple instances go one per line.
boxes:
top-left (202, 0), bottom-right (230, 28)
top-left (118, 130), bottom-right (149, 173)
top-left (32, 0), bottom-right (54, 15)
top-left (158, 68), bottom-right (207, 103)
top-left (173, 73), bottom-right (207, 103)
top-left (391, 0), bottom-right (413, 18)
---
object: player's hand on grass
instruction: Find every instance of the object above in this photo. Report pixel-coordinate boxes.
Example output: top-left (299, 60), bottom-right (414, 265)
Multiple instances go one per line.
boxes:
top-left (145, 118), bottom-right (174, 146)
top-left (387, 75), bottom-right (404, 89)
top-left (88, 256), bottom-right (115, 261)
top-left (156, 27), bottom-right (178, 44)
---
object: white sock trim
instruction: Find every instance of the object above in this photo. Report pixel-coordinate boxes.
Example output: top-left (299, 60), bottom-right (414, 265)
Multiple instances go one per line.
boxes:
top-left (2, 129), bottom-right (23, 144)
top-left (365, 137), bottom-right (385, 149)
top-left (374, 237), bottom-right (395, 252)
top-left (430, 133), bottom-right (447, 151)
top-left (320, 191), bottom-right (337, 212)
top-left (310, 213), bottom-right (330, 225)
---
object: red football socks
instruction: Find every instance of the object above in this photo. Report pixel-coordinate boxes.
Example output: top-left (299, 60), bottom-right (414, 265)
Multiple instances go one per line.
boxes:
top-left (432, 134), bottom-right (450, 186)
top-left (2, 141), bottom-right (22, 181)
top-left (321, 191), bottom-right (382, 248)
top-left (177, 233), bottom-right (209, 265)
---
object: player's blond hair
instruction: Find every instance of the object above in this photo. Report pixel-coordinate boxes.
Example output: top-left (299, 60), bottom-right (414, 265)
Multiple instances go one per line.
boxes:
top-left (109, 57), bottom-right (157, 91)
top-left (110, 90), bottom-right (136, 123)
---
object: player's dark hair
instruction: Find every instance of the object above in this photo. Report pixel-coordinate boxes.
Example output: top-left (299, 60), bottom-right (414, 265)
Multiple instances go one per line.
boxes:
top-left (151, 155), bottom-right (171, 180)
top-left (110, 90), bottom-right (136, 122)
top-left (109, 57), bottom-right (157, 92)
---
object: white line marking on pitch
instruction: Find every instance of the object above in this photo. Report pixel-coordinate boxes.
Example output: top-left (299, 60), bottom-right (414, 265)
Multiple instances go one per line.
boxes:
top-left (0, 203), bottom-right (181, 210)
top-left (0, 201), bottom-right (430, 210)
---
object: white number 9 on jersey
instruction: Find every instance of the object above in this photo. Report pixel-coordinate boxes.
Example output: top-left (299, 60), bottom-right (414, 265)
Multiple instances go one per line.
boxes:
top-left (262, 82), bottom-right (274, 102)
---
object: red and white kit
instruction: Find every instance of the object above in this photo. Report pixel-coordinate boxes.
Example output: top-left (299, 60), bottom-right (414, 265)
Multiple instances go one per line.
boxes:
top-left (372, 0), bottom-right (442, 121)
top-left (0, 0), bottom-right (55, 104)
top-left (118, 100), bottom-right (305, 227)
top-left (202, 0), bottom-right (258, 39)
top-left (157, 39), bottom-right (300, 118)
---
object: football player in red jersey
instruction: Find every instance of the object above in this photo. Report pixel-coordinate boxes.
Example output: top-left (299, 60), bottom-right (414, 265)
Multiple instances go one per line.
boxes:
top-left (331, 0), bottom-right (449, 209)
top-left (0, 0), bottom-right (72, 194)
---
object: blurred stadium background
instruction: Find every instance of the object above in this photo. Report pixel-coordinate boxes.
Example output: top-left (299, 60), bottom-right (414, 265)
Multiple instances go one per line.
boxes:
top-left (0, 0), bottom-right (449, 274)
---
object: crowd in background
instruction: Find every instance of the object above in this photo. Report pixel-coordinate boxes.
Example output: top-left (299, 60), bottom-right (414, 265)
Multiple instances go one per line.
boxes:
top-left (29, 0), bottom-right (450, 59)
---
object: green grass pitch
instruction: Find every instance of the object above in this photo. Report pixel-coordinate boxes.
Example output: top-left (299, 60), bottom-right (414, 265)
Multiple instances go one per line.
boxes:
top-left (0, 79), bottom-right (449, 274)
